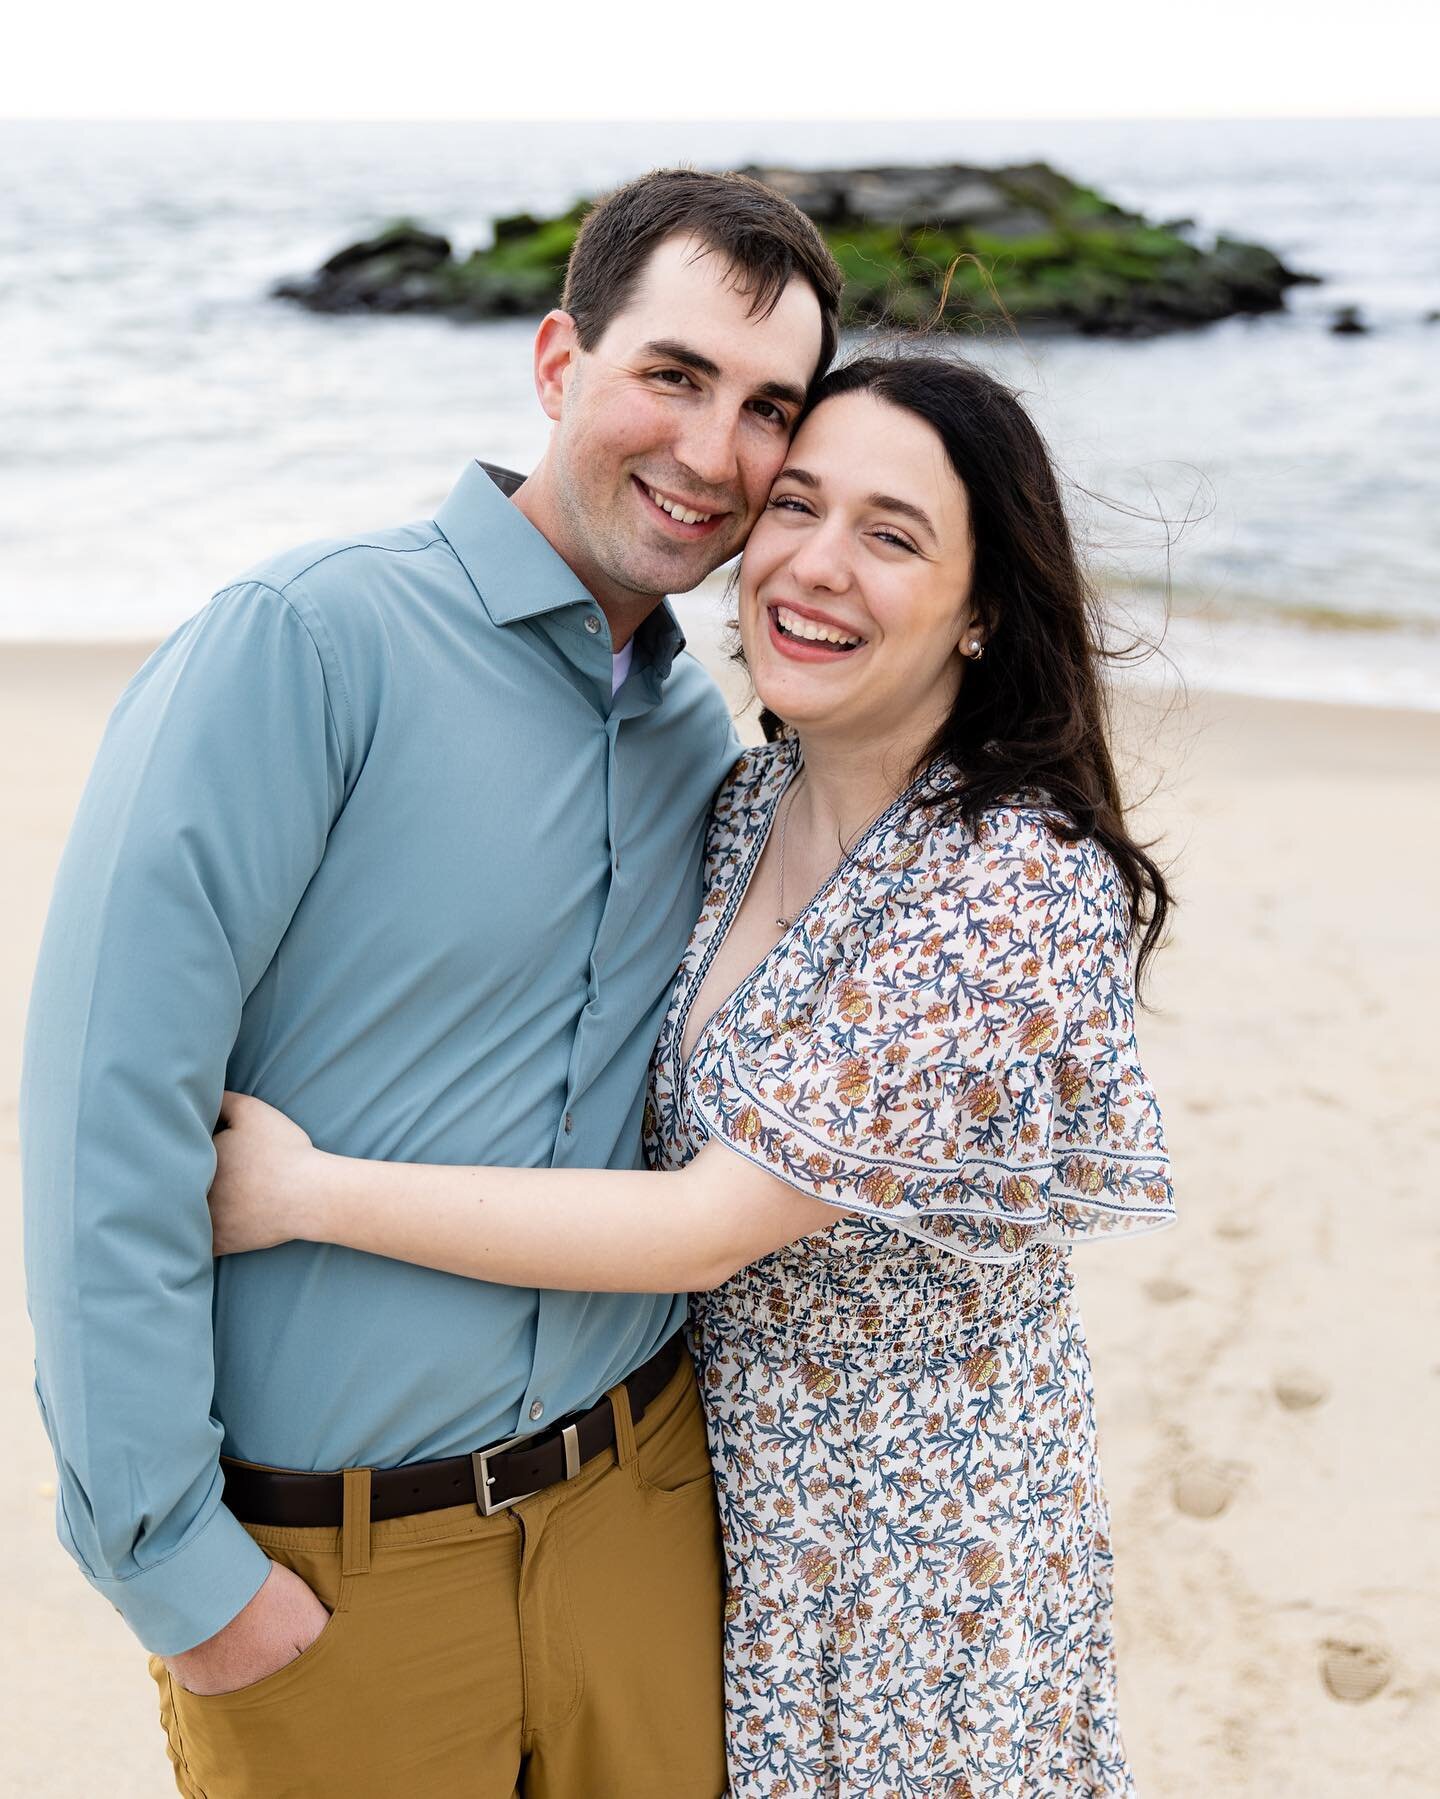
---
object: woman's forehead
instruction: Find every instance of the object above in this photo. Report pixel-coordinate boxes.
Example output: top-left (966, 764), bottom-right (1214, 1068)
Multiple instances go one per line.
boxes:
top-left (789, 392), bottom-right (967, 527)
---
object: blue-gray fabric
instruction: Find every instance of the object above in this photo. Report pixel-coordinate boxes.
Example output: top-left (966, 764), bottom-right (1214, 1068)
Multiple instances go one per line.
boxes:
top-left (21, 461), bottom-right (740, 1654)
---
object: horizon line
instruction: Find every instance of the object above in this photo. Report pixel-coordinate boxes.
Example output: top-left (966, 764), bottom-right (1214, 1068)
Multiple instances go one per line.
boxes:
top-left (3, 111), bottom-right (1438, 126)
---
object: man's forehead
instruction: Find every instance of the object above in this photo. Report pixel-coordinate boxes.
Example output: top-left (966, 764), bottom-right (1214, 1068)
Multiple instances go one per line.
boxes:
top-left (610, 233), bottom-right (821, 384)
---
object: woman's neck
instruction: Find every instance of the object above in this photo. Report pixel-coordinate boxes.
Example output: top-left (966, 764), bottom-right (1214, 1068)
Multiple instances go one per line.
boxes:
top-left (787, 721), bottom-right (936, 848)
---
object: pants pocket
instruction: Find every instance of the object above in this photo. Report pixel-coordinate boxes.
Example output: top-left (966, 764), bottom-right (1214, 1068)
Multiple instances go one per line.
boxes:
top-left (148, 1530), bottom-right (358, 1796)
top-left (634, 1373), bottom-right (718, 1503)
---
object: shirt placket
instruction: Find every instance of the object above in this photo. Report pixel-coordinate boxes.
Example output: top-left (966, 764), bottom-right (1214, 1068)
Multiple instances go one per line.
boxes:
top-left (514, 607), bottom-right (652, 1436)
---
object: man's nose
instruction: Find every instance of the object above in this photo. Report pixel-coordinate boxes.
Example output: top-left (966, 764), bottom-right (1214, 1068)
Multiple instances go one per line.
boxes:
top-left (674, 406), bottom-right (741, 492)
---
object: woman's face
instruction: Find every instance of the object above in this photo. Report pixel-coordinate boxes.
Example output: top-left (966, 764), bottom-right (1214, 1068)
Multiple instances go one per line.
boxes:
top-left (738, 391), bottom-right (979, 748)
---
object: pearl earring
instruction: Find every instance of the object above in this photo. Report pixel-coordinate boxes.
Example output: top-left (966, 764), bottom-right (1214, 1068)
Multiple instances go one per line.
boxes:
top-left (966, 638), bottom-right (984, 661)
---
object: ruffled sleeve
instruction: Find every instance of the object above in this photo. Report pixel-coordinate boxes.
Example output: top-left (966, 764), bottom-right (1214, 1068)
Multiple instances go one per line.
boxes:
top-left (688, 805), bottom-right (1173, 1262)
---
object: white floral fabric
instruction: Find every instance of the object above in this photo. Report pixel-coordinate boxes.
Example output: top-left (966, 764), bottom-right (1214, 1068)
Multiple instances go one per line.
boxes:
top-left (644, 738), bottom-right (1173, 1797)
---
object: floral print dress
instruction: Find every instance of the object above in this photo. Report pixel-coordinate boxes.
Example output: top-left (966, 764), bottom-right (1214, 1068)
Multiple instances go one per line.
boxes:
top-left (643, 739), bottom-right (1173, 1799)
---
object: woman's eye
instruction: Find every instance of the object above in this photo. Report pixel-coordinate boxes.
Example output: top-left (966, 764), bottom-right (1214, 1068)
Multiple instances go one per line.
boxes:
top-left (874, 528), bottom-right (918, 552)
top-left (767, 495), bottom-right (813, 516)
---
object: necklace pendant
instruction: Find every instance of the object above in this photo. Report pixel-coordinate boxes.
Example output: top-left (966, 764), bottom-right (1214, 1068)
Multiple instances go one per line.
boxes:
top-left (776, 914), bottom-right (791, 929)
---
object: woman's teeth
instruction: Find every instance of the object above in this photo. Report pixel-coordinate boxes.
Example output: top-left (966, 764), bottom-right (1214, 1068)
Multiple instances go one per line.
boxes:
top-left (774, 606), bottom-right (863, 649)
top-left (646, 485), bottom-right (716, 526)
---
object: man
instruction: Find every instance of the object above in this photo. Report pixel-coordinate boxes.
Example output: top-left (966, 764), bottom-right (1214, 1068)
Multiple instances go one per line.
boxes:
top-left (22, 168), bottom-right (842, 1796)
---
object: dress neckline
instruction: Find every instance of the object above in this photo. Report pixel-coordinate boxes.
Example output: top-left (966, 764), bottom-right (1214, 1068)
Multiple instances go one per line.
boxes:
top-left (672, 738), bottom-right (941, 1086)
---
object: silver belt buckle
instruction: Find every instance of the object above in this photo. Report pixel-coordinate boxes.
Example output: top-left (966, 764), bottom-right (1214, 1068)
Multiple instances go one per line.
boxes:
top-left (472, 1421), bottom-right (583, 1517)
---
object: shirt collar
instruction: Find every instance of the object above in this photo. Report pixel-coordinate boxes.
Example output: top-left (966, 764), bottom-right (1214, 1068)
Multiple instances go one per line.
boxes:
top-left (434, 460), bottom-right (688, 679)
top-left (630, 596), bottom-right (686, 685)
top-left (435, 460), bottom-right (594, 625)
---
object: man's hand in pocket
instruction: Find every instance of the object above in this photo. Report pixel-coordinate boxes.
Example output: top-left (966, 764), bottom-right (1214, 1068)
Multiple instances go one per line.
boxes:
top-left (163, 1560), bottom-right (331, 1696)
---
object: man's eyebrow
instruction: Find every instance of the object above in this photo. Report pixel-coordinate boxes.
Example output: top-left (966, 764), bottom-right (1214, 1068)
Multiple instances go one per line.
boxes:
top-left (757, 378), bottom-right (807, 410)
top-left (641, 341), bottom-right (805, 411)
top-left (641, 339), bottom-right (721, 379)
top-left (774, 469), bottom-right (939, 541)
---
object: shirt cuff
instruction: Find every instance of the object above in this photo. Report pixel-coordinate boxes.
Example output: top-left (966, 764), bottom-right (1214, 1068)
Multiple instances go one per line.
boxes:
top-left (89, 1501), bottom-right (274, 1656)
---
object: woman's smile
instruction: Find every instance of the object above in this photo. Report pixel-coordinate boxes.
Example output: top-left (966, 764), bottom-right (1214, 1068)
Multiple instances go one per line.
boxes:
top-left (765, 598), bottom-right (869, 660)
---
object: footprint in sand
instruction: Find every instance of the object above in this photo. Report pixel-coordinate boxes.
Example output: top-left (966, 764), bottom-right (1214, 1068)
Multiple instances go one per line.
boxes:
top-left (1273, 1369), bottom-right (1330, 1411)
top-left (1320, 1638), bottom-right (1393, 1704)
top-left (1213, 1215), bottom-right (1256, 1241)
top-left (1172, 1457), bottom-right (1244, 1519)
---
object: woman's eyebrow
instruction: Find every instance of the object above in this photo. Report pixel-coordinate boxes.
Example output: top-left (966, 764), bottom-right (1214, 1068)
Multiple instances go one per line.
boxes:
top-left (777, 471), bottom-right (937, 541)
top-left (867, 494), bottom-right (936, 540)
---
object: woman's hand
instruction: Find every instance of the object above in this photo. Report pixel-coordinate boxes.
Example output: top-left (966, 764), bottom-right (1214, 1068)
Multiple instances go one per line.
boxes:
top-left (209, 1090), bottom-right (321, 1255)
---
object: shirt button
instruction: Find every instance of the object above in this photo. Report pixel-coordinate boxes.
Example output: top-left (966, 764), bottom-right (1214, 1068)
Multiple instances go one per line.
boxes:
top-left (584, 614), bottom-right (602, 635)
top-left (563, 1112), bottom-right (574, 1134)
top-left (528, 1400), bottom-right (545, 1423)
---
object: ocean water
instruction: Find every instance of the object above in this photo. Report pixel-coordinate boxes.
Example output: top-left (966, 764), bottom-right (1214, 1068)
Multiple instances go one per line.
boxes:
top-left (2, 117), bottom-right (1438, 704)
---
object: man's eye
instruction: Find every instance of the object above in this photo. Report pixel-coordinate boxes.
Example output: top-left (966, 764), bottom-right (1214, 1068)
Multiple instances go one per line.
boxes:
top-left (653, 369), bottom-right (694, 388)
top-left (749, 400), bottom-right (788, 425)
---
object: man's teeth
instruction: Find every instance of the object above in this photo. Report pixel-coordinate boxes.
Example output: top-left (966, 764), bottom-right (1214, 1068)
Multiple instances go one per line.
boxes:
top-left (774, 606), bottom-right (863, 648)
top-left (646, 486), bottom-right (716, 526)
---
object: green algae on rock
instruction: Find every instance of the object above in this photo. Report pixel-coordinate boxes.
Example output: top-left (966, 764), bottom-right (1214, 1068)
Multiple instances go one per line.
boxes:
top-left (273, 164), bottom-right (1315, 338)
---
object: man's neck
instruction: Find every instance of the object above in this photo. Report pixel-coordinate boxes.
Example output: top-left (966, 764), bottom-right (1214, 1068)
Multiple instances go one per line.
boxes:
top-left (509, 466), bottom-right (662, 653)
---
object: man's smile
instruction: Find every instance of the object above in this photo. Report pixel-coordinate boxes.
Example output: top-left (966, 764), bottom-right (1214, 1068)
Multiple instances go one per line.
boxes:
top-left (633, 476), bottom-right (731, 539)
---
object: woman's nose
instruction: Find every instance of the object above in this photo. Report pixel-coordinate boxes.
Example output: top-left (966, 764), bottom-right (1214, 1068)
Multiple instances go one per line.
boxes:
top-left (787, 525), bottom-right (853, 595)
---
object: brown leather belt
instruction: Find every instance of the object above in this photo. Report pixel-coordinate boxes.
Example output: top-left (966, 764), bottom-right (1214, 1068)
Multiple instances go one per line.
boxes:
top-left (220, 1332), bottom-right (685, 1527)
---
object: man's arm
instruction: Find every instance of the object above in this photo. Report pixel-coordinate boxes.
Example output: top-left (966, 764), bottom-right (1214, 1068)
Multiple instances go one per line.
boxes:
top-left (21, 581), bottom-right (348, 1657)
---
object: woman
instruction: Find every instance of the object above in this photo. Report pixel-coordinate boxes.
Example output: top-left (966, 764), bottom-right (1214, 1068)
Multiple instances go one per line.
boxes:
top-left (211, 353), bottom-right (1174, 1797)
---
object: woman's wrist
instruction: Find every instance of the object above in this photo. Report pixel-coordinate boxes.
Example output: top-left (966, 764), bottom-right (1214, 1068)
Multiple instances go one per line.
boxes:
top-left (295, 1147), bottom-right (340, 1245)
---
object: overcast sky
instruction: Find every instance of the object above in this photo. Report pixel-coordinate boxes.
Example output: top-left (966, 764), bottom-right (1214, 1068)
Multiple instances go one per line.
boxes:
top-left (3, 0), bottom-right (1435, 120)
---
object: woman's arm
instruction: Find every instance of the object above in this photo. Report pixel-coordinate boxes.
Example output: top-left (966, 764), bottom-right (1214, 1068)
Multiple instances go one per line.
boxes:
top-left (209, 1092), bottom-right (839, 1292)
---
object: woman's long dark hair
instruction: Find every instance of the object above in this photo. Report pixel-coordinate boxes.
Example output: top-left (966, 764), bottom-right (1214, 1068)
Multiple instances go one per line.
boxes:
top-left (757, 352), bottom-right (1173, 989)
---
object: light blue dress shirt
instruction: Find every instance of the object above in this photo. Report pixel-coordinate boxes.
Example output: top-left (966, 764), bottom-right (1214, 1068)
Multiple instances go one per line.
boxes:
top-left (21, 461), bottom-right (740, 1654)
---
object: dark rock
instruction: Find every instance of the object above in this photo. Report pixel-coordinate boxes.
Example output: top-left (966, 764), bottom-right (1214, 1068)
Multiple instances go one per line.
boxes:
top-left (320, 221), bottom-right (451, 275)
top-left (1209, 237), bottom-right (1311, 311)
top-left (274, 163), bottom-right (1320, 339)
top-left (1330, 305), bottom-right (1370, 335)
top-left (275, 220), bottom-right (454, 314)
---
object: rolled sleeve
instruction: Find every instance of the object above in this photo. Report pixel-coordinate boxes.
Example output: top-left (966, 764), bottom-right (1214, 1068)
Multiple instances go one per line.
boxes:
top-left (21, 582), bottom-right (347, 1653)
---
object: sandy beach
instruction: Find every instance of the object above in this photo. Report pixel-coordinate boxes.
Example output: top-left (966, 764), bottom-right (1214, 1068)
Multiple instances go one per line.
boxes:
top-left (2, 640), bottom-right (1436, 1796)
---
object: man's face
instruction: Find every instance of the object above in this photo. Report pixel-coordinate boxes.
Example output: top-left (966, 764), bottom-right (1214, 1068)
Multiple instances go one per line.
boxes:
top-left (542, 233), bottom-right (824, 606)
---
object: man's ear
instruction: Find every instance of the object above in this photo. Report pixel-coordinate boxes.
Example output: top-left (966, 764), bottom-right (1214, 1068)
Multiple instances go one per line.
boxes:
top-left (533, 311), bottom-right (580, 423)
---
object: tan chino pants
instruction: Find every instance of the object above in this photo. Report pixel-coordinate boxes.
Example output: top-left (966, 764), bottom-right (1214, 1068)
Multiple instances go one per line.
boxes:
top-left (149, 1351), bottom-right (727, 1797)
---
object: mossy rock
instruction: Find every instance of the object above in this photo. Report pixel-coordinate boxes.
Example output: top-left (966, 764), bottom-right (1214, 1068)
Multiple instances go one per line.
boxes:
top-left (273, 163), bottom-right (1316, 337)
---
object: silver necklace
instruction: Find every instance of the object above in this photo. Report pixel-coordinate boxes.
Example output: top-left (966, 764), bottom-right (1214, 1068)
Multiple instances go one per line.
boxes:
top-left (775, 767), bottom-right (900, 931)
top-left (774, 772), bottom-right (805, 929)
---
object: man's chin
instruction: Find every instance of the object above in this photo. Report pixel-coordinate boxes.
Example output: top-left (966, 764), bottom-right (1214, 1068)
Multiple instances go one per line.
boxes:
top-left (616, 546), bottom-right (736, 599)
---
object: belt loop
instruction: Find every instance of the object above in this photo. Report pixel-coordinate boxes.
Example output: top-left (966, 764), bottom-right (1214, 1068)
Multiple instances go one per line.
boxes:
top-left (341, 1468), bottom-right (372, 1578)
top-left (607, 1381), bottom-right (638, 1469)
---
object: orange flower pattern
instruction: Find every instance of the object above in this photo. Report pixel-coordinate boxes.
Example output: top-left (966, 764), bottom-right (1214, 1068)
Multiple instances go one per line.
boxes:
top-left (656, 737), bottom-right (1172, 1260)
top-left (644, 740), bottom-right (1165, 1796)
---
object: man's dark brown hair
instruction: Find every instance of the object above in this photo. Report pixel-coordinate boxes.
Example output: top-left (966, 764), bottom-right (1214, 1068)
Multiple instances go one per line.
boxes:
top-left (561, 168), bottom-right (844, 385)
